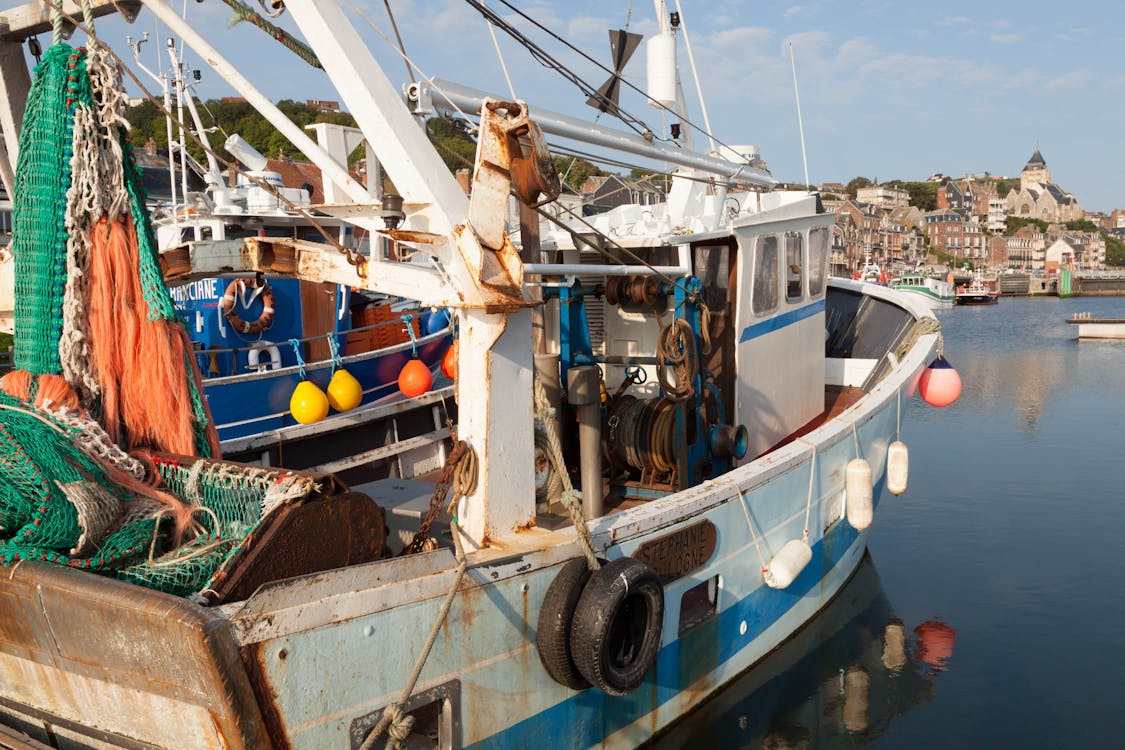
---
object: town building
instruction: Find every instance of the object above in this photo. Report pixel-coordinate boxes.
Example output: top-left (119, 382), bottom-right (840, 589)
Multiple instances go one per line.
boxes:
top-left (855, 185), bottom-right (910, 210)
top-left (1005, 149), bottom-right (1083, 223)
top-left (581, 175), bottom-right (663, 215)
top-left (833, 200), bottom-right (882, 268)
top-left (987, 198), bottom-right (1007, 233)
top-left (925, 210), bottom-right (986, 263)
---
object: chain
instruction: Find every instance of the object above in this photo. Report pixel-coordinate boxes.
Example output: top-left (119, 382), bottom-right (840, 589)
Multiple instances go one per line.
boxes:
top-left (404, 440), bottom-right (467, 554)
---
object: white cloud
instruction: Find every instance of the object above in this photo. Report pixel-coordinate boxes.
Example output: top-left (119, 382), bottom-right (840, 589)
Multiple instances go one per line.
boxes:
top-left (936, 16), bottom-right (971, 27)
top-left (990, 33), bottom-right (1023, 44)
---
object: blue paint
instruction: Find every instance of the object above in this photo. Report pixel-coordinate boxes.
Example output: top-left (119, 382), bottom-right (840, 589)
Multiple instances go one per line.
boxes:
top-left (469, 512), bottom-right (863, 750)
top-left (738, 299), bottom-right (825, 343)
top-left (205, 335), bottom-right (450, 440)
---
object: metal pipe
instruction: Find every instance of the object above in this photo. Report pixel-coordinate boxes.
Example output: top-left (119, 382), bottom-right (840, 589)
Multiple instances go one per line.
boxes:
top-left (138, 0), bottom-right (369, 204)
top-left (524, 243), bottom-right (692, 278)
top-left (524, 262), bottom-right (687, 277)
top-left (428, 78), bottom-right (775, 189)
top-left (567, 366), bottom-right (604, 519)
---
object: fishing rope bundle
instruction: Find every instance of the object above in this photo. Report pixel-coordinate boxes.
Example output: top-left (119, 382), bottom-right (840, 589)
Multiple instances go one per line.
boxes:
top-left (0, 18), bottom-right (262, 592)
top-left (14, 32), bottom-right (218, 458)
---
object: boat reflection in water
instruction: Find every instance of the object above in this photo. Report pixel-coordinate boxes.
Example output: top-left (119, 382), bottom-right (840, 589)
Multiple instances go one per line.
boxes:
top-left (651, 554), bottom-right (955, 748)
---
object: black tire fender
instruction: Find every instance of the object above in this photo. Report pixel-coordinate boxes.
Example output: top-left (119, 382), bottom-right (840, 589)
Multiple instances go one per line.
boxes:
top-left (536, 557), bottom-right (592, 690)
top-left (569, 557), bottom-right (664, 696)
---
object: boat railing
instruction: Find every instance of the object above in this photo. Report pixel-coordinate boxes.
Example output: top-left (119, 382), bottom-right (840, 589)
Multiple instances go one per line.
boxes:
top-left (195, 313), bottom-right (447, 377)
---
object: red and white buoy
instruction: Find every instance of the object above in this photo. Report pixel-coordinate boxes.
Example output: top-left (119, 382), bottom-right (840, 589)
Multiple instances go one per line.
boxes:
top-left (918, 355), bottom-right (961, 407)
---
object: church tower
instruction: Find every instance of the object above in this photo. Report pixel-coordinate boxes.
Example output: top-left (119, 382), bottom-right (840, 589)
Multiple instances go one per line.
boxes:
top-left (1020, 148), bottom-right (1051, 188)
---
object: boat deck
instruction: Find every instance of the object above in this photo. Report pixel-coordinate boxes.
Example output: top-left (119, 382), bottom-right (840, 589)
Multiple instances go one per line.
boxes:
top-left (372, 385), bottom-right (867, 541)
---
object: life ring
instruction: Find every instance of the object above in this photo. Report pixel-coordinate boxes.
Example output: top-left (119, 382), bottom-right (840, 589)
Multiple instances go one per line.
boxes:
top-left (536, 557), bottom-right (593, 690)
top-left (221, 278), bottom-right (275, 335)
top-left (568, 557), bottom-right (664, 695)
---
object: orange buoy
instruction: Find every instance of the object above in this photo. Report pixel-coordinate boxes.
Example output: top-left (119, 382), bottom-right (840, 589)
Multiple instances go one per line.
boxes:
top-left (290, 380), bottom-right (330, 424)
top-left (441, 342), bottom-right (458, 380)
top-left (918, 355), bottom-right (961, 407)
top-left (914, 620), bottom-right (956, 668)
top-left (398, 358), bottom-right (433, 398)
top-left (326, 369), bottom-right (363, 411)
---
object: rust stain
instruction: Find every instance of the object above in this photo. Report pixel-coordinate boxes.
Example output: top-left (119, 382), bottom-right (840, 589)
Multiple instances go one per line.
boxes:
top-left (520, 585), bottom-right (529, 639)
top-left (383, 229), bottom-right (440, 244)
top-left (240, 642), bottom-right (294, 750)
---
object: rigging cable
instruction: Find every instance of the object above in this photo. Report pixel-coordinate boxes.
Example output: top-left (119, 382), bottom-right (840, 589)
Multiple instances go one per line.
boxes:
top-left (39, 0), bottom-right (351, 258)
top-left (474, 0), bottom-right (746, 159)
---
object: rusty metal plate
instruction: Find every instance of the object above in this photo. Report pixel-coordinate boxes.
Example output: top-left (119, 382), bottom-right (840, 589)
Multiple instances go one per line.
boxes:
top-left (632, 519), bottom-right (717, 584)
top-left (203, 491), bottom-right (387, 605)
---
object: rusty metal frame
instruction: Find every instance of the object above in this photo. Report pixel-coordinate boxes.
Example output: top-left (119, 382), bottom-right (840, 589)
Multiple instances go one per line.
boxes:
top-left (347, 680), bottom-right (462, 750)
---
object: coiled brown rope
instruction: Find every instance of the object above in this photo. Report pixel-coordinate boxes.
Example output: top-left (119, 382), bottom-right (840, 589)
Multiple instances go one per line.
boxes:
top-left (657, 319), bottom-right (698, 401)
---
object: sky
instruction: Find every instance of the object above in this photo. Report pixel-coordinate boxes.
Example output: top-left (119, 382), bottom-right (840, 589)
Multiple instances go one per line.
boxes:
top-left (78, 0), bottom-right (1125, 211)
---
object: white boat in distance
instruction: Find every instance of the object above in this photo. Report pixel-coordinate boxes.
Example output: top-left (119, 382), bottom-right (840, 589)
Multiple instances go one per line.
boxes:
top-left (0, 2), bottom-right (948, 749)
top-left (889, 271), bottom-right (956, 309)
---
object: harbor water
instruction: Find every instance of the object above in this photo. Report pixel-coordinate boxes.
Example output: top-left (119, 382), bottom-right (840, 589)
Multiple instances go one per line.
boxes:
top-left (654, 295), bottom-right (1125, 748)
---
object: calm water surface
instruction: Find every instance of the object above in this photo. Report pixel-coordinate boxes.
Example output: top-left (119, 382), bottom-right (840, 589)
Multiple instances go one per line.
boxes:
top-left (656, 295), bottom-right (1125, 749)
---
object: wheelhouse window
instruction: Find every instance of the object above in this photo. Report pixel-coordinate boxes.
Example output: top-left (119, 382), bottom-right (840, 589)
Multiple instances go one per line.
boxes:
top-left (784, 232), bottom-right (803, 302)
top-left (808, 227), bottom-right (829, 297)
top-left (752, 235), bottom-right (778, 315)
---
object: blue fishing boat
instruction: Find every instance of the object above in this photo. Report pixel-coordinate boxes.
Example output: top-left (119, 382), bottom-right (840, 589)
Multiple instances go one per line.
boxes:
top-left (0, 2), bottom-right (956, 749)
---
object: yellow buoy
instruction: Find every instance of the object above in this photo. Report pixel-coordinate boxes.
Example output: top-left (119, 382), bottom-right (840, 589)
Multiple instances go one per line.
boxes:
top-left (326, 369), bottom-right (363, 411)
top-left (290, 380), bottom-right (329, 424)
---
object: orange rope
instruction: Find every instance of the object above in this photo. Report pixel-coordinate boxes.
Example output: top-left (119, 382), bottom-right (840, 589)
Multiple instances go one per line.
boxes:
top-left (0, 369), bottom-right (33, 401)
top-left (85, 215), bottom-right (201, 455)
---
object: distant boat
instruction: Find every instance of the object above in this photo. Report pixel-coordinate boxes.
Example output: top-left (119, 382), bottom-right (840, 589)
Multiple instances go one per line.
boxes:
top-left (889, 271), bottom-right (955, 309)
top-left (954, 274), bottom-right (999, 305)
top-left (1066, 312), bottom-right (1125, 339)
top-left (852, 252), bottom-right (886, 284)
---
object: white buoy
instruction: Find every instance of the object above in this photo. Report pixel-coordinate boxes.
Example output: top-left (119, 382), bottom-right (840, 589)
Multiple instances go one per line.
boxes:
top-left (846, 458), bottom-right (873, 530)
top-left (764, 538), bottom-right (812, 589)
top-left (886, 440), bottom-right (909, 496)
top-left (646, 33), bottom-right (678, 109)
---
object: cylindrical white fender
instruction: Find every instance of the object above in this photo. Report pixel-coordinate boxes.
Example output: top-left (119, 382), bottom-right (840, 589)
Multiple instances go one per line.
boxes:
top-left (846, 458), bottom-right (873, 530)
top-left (247, 343), bottom-right (281, 372)
top-left (887, 440), bottom-right (909, 496)
top-left (764, 538), bottom-right (812, 590)
top-left (646, 33), bottom-right (678, 109)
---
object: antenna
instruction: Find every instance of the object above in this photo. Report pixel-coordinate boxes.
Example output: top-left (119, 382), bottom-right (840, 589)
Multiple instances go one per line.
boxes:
top-left (674, 0), bottom-right (715, 152)
top-left (788, 42), bottom-right (811, 192)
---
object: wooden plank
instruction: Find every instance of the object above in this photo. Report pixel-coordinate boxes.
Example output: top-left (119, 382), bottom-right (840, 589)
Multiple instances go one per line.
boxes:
top-left (0, 1), bottom-right (139, 41)
top-left (0, 40), bottom-right (28, 196)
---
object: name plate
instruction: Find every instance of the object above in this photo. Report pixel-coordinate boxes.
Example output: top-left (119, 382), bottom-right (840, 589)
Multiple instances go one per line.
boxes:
top-left (633, 519), bottom-right (717, 583)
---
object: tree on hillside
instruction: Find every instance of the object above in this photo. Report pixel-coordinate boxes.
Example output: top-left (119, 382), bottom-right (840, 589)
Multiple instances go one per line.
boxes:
top-left (885, 180), bottom-right (938, 210)
top-left (1065, 219), bottom-right (1098, 233)
top-left (556, 156), bottom-right (605, 193)
top-left (426, 117), bottom-right (476, 172)
top-left (846, 176), bottom-right (872, 199)
top-left (1005, 216), bottom-right (1049, 235)
top-left (1105, 234), bottom-right (1125, 267)
top-left (125, 98), bottom-right (360, 167)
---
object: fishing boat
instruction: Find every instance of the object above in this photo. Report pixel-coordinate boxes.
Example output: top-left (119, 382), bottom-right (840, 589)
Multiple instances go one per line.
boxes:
top-left (954, 273), bottom-right (999, 305)
top-left (142, 35), bottom-right (455, 468)
top-left (852, 252), bottom-right (886, 284)
top-left (0, 2), bottom-right (955, 749)
top-left (1066, 311), bottom-right (1125, 339)
top-left (889, 270), bottom-right (955, 309)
